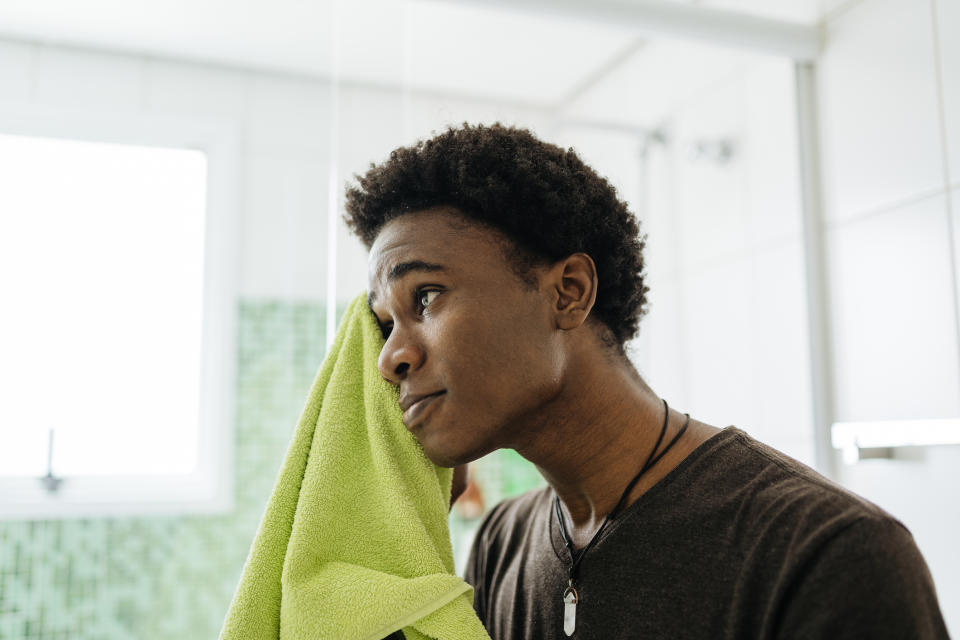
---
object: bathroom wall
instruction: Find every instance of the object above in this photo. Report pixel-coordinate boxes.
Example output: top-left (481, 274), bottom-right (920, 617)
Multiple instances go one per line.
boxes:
top-left (557, 0), bottom-right (960, 629)
top-left (0, 37), bottom-right (550, 639)
top-left (558, 43), bottom-right (816, 465)
top-left (815, 0), bottom-right (960, 630)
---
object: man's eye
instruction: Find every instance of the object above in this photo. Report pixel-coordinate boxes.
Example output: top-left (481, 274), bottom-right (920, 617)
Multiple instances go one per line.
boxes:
top-left (417, 289), bottom-right (440, 310)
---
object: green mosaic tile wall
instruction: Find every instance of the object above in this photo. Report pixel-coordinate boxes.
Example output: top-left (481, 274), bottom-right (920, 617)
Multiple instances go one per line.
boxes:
top-left (0, 300), bottom-right (546, 640)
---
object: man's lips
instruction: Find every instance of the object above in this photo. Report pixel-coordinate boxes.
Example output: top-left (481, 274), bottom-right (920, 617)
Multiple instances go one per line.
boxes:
top-left (399, 390), bottom-right (445, 412)
top-left (399, 391), bottom-right (445, 426)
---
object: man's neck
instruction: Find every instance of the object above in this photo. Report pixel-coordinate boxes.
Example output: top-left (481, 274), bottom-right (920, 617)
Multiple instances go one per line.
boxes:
top-left (511, 354), bottom-right (717, 540)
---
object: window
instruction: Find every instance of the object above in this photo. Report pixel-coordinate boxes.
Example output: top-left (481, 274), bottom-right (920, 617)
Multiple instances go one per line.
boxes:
top-left (0, 106), bottom-right (239, 519)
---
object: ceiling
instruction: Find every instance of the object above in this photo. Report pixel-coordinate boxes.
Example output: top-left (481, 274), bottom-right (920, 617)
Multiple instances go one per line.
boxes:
top-left (0, 0), bottom-right (826, 107)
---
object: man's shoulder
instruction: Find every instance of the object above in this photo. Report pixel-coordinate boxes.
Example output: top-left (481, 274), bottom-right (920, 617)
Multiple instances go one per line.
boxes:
top-left (704, 428), bottom-right (910, 553)
top-left (731, 430), bottom-right (894, 510)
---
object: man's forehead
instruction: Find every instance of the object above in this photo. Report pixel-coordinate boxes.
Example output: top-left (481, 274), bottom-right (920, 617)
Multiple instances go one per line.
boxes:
top-left (366, 209), bottom-right (514, 299)
top-left (369, 235), bottom-right (451, 282)
top-left (368, 214), bottom-right (475, 276)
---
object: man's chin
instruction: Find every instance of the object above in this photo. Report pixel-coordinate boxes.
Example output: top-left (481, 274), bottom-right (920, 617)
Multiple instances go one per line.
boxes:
top-left (420, 435), bottom-right (489, 469)
top-left (420, 443), bottom-right (461, 468)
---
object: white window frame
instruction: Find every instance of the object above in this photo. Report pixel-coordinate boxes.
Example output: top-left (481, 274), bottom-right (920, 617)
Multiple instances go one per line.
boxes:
top-left (0, 101), bottom-right (240, 520)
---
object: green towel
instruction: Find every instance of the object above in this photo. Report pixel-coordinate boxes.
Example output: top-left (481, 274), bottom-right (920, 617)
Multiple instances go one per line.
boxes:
top-left (219, 293), bottom-right (492, 640)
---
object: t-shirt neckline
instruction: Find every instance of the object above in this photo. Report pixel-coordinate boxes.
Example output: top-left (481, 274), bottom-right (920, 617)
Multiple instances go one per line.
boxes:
top-left (548, 425), bottom-right (745, 562)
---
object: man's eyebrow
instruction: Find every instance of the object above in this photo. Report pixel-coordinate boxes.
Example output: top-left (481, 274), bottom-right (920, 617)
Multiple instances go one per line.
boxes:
top-left (367, 260), bottom-right (447, 309)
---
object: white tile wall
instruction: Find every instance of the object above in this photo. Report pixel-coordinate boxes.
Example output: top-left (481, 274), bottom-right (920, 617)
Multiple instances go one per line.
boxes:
top-left (33, 45), bottom-right (144, 112)
top-left (936, 0), bottom-right (960, 187)
top-left (629, 275), bottom-right (688, 407)
top-left (584, 49), bottom-right (814, 463)
top-left (952, 186), bottom-right (960, 332)
top-left (682, 254), bottom-right (757, 430)
top-left (642, 141), bottom-right (682, 283)
top-left (817, 5), bottom-right (960, 631)
top-left (674, 75), bottom-right (750, 272)
top-left (404, 91), bottom-right (550, 143)
top-left (828, 194), bottom-right (960, 421)
top-left (0, 39), bottom-right (34, 101)
top-left (749, 239), bottom-right (816, 456)
top-left (145, 58), bottom-right (249, 121)
top-left (338, 85), bottom-right (407, 177)
top-left (240, 150), bottom-right (330, 299)
top-left (560, 38), bottom-right (753, 129)
top-left (742, 58), bottom-right (804, 246)
top-left (333, 85), bottom-right (409, 303)
top-left (818, 0), bottom-right (945, 222)
top-left (664, 238), bottom-right (814, 458)
top-left (246, 73), bottom-right (331, 153)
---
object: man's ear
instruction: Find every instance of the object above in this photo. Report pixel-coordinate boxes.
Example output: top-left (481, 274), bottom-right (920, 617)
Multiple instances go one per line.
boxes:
top-left (549, 253), bottom-right (598, 330)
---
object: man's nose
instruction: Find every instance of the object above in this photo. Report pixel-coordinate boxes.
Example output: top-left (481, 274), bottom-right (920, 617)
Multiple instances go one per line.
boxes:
top-left (377, 325), bottom-right (425, 384)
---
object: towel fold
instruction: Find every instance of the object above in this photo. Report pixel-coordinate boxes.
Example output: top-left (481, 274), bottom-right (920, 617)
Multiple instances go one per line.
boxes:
top-left (219, 293), bottom-right (492, 640)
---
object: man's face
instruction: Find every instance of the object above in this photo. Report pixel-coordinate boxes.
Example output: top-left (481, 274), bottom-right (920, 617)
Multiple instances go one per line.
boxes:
top-left (367, 207), bottom-right (565, 467)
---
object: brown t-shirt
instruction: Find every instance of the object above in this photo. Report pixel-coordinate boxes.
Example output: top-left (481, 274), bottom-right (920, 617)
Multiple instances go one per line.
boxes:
top-left (462, 427), bottom-right (950, 639)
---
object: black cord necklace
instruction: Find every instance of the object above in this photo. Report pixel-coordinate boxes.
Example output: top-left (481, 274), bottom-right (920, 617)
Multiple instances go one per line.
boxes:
top-left (553, 398), bottom-right (690, 636)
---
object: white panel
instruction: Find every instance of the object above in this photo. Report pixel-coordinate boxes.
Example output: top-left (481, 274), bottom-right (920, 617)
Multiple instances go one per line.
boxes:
top-left (742, 57), bottom-right (804, 245)
top-left (672, 241), bottom-right (814, 460)
top-left (828, 194), bottom-right (960, 421)
top-left (402, 92), bottom-right (551, 143)
top-left (335, 1), bottom-right (407, 89)
top-left (335, 220), bottom-right (373, 303)
top-left (0, 0), bottom-right (338, 83)
top-left (936, 0), bottom-right (960, 187)
top-left (818, 0), bottom-right (945, 222)
top-left (629, 275), bottom-right (686, 406)
top-left (145, 58), bottom-right (249, 120)
top-left (33, 44), bottom-right (143, 111)
top-left (402, 2), bottom-right (637, 105)
top-left (954, 187), bottom-right (960, 346)
top-left (247, 73), bottom-right (331, 152)
top-left (338, 85), bottom-right (407, 179)
top-left (642, 138), bottom-right (682, 283)
top-left (0, 39), bottom-right (33, 101)
top-left (239, 150), bottom-right (329, 299)
top-left (682, 255), bottom-right (756, 430)
top-left (674, 75), bottom-right (749, 272)
top-left (336, 86), bottom-right (407, 304)
top-left (750, 239), bottom-right (815, 451)
top-left (0, 0), bottom-right (635, 106)
top-left (562, 38), bottom-right (755, 128)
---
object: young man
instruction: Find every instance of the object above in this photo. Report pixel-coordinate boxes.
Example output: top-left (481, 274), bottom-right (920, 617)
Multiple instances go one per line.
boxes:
top-left (346, 124), bottom-right (949, 639)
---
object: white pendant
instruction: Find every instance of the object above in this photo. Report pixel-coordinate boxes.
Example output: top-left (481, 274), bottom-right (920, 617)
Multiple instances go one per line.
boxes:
top-left (563, 586), bottom-right (578, 636)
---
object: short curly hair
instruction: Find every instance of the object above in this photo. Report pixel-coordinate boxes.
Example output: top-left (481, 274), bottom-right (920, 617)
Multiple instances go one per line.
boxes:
top-left (343, 123), bottom-right (649, 348)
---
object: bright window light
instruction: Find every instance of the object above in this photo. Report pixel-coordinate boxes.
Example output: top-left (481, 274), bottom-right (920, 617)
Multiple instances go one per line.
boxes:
top-left (0, 133), bottom-right (207, 477)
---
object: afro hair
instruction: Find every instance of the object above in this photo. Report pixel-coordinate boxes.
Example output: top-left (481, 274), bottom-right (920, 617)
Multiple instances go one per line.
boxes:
top-left (343, 123), bottom-right (649, 349)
